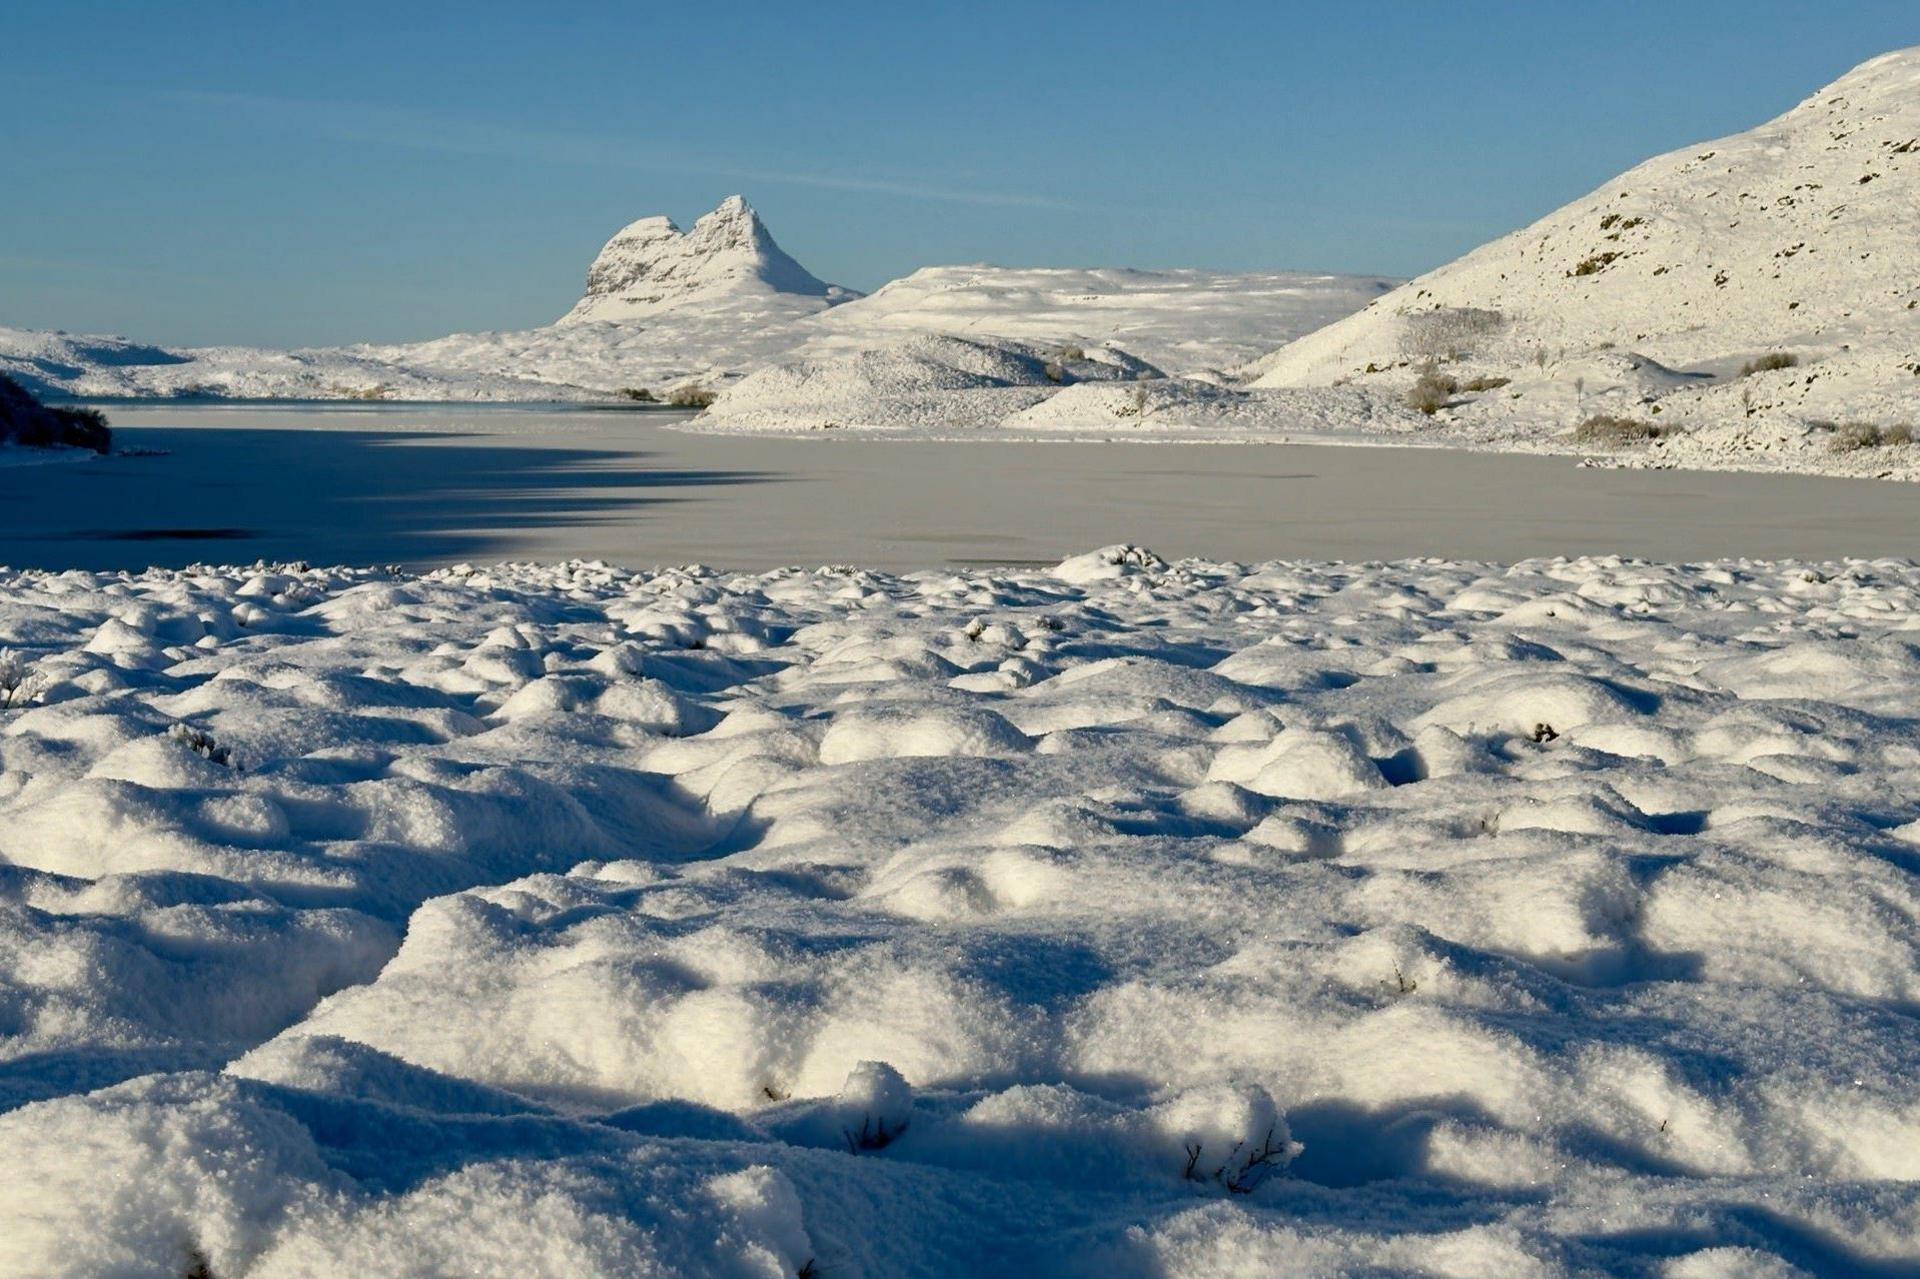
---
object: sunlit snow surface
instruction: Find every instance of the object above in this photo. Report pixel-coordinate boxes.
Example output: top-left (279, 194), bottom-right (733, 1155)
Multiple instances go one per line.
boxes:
top-left (2, 547), bottom-right (1918, 1276)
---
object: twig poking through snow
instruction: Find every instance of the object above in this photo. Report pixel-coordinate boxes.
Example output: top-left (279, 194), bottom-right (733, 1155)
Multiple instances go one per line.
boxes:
top-left (1183, 1126), bottom-right (1291, 1194)
top-left (168, 723), bottom-right (236, 769)
top-left (843, 1113), bottom-right (906, 1154)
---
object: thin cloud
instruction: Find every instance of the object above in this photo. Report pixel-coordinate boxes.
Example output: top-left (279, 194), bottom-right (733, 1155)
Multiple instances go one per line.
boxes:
top-left (163, 90), bottom-right (1074, 210)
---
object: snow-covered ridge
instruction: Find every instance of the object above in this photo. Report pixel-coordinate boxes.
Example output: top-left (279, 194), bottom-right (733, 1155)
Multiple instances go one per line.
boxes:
top-left (2, 549), bottom-right (1919, 1273)
top-left (806, 264), bottom-right (1394, 376)
top-left (1245, 47), bottom-right (1920, 447)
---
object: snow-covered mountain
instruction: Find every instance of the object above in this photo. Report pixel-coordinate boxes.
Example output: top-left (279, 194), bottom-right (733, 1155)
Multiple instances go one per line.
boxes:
top-left (1247, 48), bottom-right (1920, 450)
top-left (558, 194), bottom-right (853, 325)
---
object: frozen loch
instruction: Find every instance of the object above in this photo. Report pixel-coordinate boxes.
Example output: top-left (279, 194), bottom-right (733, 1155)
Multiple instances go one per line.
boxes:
top-left (1, 547), bottom-right (1918, 1275)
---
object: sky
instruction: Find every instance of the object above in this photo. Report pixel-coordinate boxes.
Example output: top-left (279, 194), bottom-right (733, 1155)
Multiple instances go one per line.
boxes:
top-left (2, 1), bottom-right (1913, 347)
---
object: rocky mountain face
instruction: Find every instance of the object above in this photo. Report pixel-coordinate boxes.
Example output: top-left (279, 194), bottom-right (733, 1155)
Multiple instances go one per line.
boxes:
top-left (557, 195), bottom-right (856, 325)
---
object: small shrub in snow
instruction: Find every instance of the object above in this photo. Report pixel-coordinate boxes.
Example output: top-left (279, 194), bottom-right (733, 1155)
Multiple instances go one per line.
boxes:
top-left (1181, 1125), bottom-right (1293, 1195)
top-left (168, 722), bottom-right (235, 768)
top-left (844, 1112), bottom-right (906, 1153)
top-left (1460, 375), bottom-right (1510, 392)
top-left (1572, 414), bottom-right (1673, 446)
top-left (1406, 366), bottom-right (1459, 416)
top-left (667, 384), bottom-right (718, 408)
top-left (0, 649), bottom-right (43, 709)
top-left (836, 1061), bottom-right (912, 1154)
top-left (1051, 344), bottom-right (1086, 362)
top-left (1042, 361), bottom-right (1066, 384)
top-left (1739, 352), bottom-right (1799, 376)
top-left (1401, 307), bottom-right (1505, 361)
top-left (1829, 421), bottom-right (1915, 452)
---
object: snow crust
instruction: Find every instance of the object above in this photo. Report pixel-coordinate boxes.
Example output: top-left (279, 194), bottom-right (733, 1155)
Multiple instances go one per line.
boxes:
top-left (3, 548), bottom-right (1920, 1274)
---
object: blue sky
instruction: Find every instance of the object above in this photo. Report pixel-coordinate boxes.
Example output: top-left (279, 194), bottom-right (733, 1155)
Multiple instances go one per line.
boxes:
top-left (3, 1), bottom-right (1913, 347)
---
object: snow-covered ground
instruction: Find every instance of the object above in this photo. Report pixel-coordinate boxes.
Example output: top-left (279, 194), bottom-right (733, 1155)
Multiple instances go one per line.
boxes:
top-left (3, 548), bottom-right (1920, 1276)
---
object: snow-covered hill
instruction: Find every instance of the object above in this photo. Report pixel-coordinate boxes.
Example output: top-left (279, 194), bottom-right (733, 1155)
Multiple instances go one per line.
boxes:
top-left (1244, 47), bottom-right (1920, 468)
top-left (804, 265), bottom-right (1393, 377)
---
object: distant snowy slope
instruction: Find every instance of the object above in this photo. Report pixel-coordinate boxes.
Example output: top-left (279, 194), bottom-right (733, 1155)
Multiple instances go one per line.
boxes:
top-left (0, 325), bottom-right (596, 401)
top-left (0, 328), bottom-right (191, 399)
top-left (1249, 47), bottom-right (1920, 435)
top-left (806, 265), bottom-right (1394, 376)
top-left (700, 333), bottom-right (1165, 432)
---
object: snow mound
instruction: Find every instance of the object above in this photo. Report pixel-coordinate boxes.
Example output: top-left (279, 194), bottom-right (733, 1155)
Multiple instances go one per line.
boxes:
top-left (697, 333), bottom-right (1161, 431)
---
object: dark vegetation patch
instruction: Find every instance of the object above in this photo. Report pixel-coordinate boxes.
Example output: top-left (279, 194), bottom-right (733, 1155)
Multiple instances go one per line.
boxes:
top-left (1572, 415), bottom-right (1676, 446)
top-left (0, 374), bottom-right (112, 453)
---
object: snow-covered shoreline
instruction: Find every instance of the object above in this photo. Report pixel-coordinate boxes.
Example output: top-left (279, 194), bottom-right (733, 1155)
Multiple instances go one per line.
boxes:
top-left (3, 547), bottom-right (1918, 1274)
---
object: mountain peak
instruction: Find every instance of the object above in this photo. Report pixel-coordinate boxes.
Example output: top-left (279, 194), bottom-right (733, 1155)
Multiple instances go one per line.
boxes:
top-left (559, 196), bottom-right (851, 325)
top-left (706, 193), bottom-right (756, 221)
